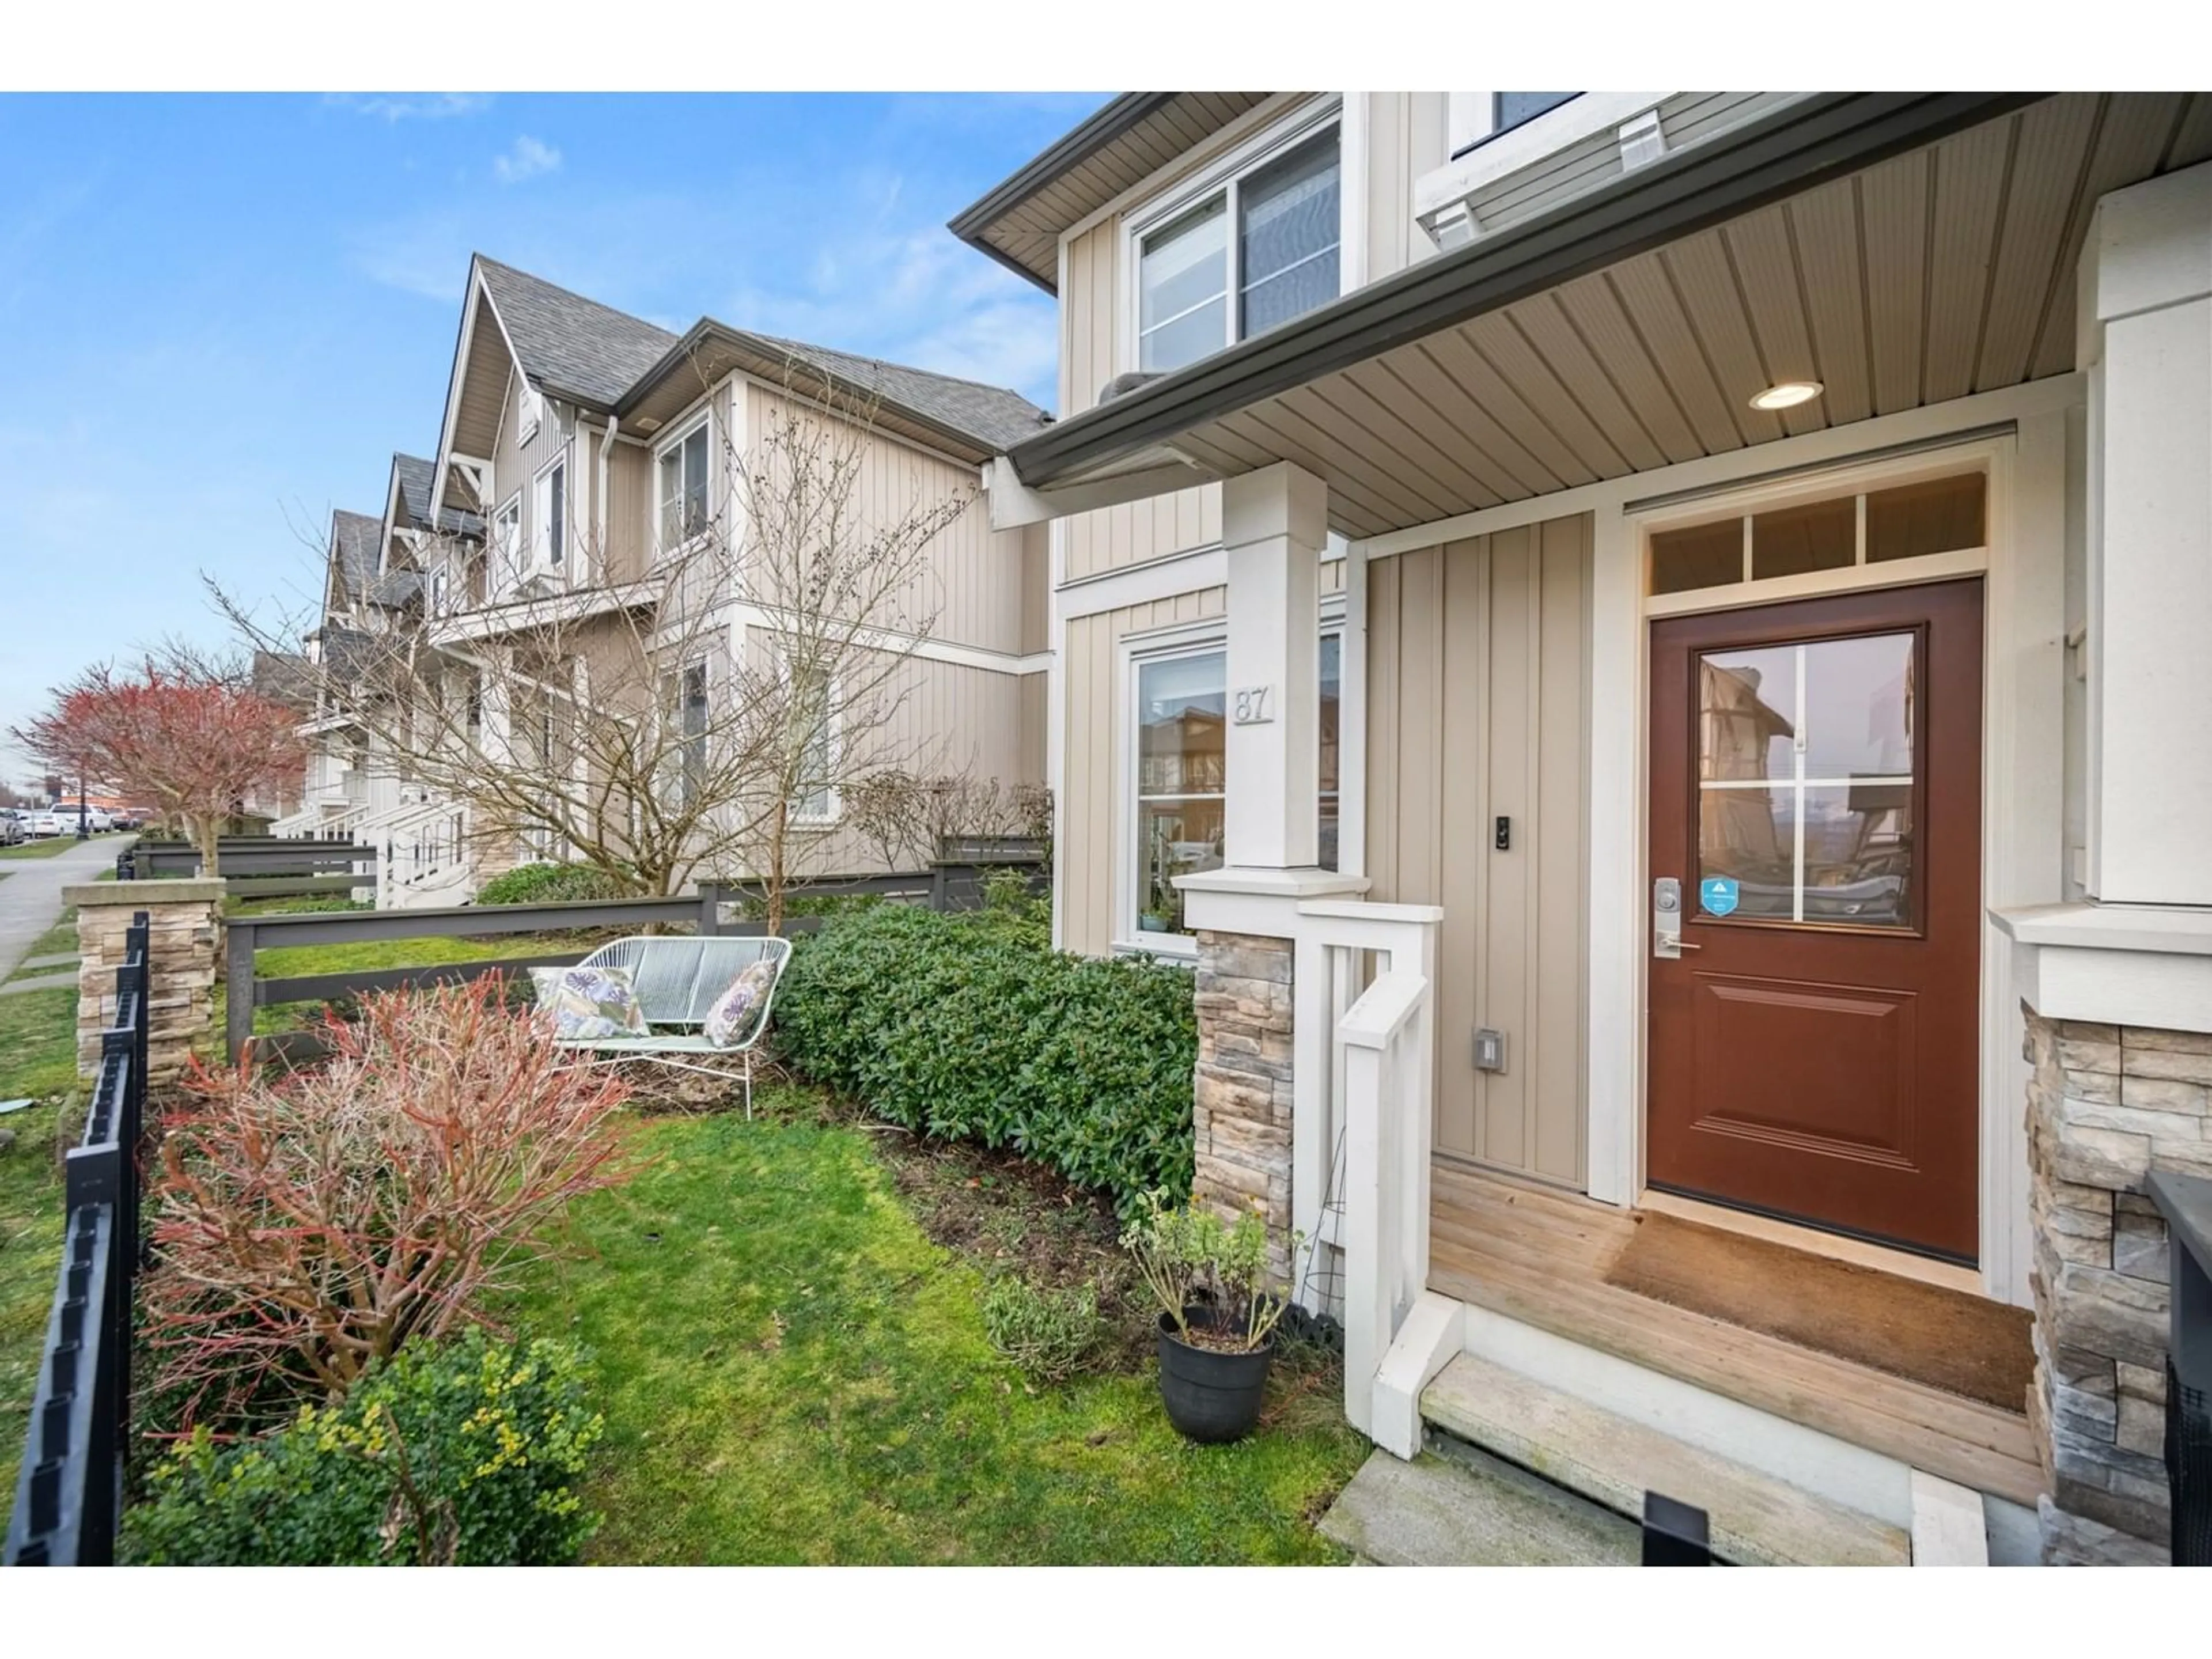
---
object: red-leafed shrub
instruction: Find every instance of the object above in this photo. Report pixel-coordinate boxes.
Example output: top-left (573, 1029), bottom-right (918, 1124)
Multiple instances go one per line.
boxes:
top-left (142, 978), bottom-right (635, 1427)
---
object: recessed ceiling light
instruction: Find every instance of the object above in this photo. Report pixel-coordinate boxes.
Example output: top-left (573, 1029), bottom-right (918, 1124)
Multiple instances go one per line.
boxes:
top-left (1749, 381), bottom-right (1824, 411)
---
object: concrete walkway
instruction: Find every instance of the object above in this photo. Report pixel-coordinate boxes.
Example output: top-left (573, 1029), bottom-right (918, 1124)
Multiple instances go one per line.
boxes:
top-left (0, 835), bottom-right (134, 980)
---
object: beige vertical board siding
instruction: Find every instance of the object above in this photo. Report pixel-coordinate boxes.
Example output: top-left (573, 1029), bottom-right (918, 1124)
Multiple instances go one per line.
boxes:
top-left (491, 366), bottom-right (578, 571)
top-left (1355, 93), bottom-right (1449, 283)
top-left (1059, 214), bottom-right (1222, 581)
top-left (725, 623), bottom-right (1033, 878)
top-left (1019, 522), bottom-right (1049, 655)
top-left (605, 438), bottom-right (652, 585)
top-left (1365, 514), bottom-right (1591, 1189)
top-left (1058, 585), bottom-right (1227, 957)
top-left (1017, 672), bottom-right (1047, 786)
top-left (743, 382), bottom-right (1013, 654)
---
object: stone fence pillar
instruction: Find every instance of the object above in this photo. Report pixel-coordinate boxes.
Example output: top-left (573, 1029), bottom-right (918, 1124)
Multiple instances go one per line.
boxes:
top-left (66, 879), bottom-right (224, 1087)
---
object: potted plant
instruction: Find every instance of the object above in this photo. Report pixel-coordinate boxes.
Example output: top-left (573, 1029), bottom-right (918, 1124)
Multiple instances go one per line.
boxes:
top-left (1122, 1192), bottom-right (1299, 1443)
top-left (1138, 826), bottom-right (1178, 933)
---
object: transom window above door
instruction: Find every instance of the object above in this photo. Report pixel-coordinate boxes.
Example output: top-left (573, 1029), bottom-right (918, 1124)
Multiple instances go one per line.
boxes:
top-left (1696, 631), bottom-right (1918, 929)
top-left (1647, 470), bottom-right (1987, 600)
top-left (1137, 125), bottom-right (1342, 374)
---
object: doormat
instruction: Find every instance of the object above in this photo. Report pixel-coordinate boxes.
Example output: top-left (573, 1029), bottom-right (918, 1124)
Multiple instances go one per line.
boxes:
top-left (1604, 1213), bottom-right (2033, 1414)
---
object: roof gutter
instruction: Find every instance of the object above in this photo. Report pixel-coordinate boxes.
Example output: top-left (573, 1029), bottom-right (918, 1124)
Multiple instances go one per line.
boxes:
top-left (615, 320), bottom-right (998, 465)
top-left (1003, 90), bottom-right (2045, 490)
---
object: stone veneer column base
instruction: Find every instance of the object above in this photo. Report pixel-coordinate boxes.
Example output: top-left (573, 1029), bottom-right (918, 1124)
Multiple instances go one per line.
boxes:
top-left (2024, 1006), bottom-right (2209, 1565)
top-left (1191, 930), bottom-right (1296, 1285)
top-left (67, 879), bottom-right (224, 1086)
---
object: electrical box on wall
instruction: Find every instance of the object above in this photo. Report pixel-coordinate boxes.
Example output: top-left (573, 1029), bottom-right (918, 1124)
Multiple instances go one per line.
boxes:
top-left (1474, 1028), bottom-right (1507, 1073)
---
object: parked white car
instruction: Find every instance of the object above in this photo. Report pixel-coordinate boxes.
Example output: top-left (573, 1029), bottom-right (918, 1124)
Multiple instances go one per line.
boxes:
top-left (0, 808), bottom-right (25, 846)
top-left (26, 809), bottom-right (66, 836)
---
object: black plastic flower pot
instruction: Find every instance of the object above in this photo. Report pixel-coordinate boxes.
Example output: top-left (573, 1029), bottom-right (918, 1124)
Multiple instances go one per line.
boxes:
top-left (1156, 1310), bottom-right (1274, 1444)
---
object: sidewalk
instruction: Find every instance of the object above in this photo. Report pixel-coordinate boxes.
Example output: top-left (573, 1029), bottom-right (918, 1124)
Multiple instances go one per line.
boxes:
top-left (0, 835), bottom-right (134, 980)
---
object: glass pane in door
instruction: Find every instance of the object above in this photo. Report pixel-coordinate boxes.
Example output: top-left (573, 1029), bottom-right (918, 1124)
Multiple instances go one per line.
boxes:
top-left (1696, 631), bottom-right (1918, 929)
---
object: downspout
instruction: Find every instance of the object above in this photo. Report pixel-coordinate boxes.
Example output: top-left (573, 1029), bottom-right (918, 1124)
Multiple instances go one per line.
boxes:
top-left (597, 414), bottom-right (619, 578)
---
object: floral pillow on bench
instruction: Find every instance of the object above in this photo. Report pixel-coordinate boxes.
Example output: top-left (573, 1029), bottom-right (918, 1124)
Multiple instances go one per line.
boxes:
top-left (530, 964), bottom-right (651, 1040)
top-left (703, 959), bottom-right (779, 1048)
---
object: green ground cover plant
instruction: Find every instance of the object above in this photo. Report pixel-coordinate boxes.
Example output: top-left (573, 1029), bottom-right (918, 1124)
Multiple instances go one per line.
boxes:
top-left (124, 1331), bottom-right (604, 1565)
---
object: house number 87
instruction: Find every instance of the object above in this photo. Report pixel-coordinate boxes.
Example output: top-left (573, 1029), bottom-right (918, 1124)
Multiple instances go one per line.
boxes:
top-left (1233, 685), bottom-right (1273, 725)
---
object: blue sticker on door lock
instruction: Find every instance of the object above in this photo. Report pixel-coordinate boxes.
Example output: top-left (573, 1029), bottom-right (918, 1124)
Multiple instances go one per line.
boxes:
top-left (1699, 876), bottom-right (1740, 917)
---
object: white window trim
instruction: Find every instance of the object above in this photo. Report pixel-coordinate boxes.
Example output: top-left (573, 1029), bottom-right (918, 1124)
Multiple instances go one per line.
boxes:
top-left (653, 411), bottom-right (715, 563)
top-left (788, 668), bottom-right (842, 828)
top-left (531, 451), bottom-right (570, 574)
top-left (1120, 96), bottom-right (1346, 380)
top-left (1417, 91), bottom-right (1673, 243)
top-left (1113, 599), bottom-right (1349, 954)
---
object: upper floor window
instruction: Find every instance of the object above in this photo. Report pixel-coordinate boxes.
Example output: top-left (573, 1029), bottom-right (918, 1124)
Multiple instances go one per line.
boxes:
top-left (534, 459), bottom-right (566, 568)
top-left (494, 495), bottom-right (521, 579)
top-left (658, 421), bottom-right (711, 548)
top-left (1448, 92), bottom-right (1585, 159)
top-left (1137, 124), bottom-right (1342, 374)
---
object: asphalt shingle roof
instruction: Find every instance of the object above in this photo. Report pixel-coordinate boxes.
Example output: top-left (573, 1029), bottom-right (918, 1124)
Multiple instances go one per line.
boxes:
top-left (471, 255), bottom-right (1052, 455)
top-left (476, 257), bottom-right (679, 411)
top-left (331, 510), bottom-right (382, 601)
top-left (751, 334), bottom-right (1053, 453)
top-left (392, 452), bottom-right (482, 537)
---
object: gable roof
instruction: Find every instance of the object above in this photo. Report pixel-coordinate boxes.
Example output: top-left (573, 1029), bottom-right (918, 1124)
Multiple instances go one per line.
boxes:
top-left (329, 509), bottom-right (382, 603)
top-left (476, 256), bottom-right (680, 411)
top-left (389, 452), bottom-right (481, 539)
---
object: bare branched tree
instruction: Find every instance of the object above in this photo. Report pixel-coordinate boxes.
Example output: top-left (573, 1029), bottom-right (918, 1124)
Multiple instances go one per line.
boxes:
top-left (212, 363), bottom-right (984, 918)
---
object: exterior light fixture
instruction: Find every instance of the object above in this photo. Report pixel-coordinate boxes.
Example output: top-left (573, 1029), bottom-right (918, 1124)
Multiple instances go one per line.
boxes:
top-left (1749, 381), bottom-right (1824, 411)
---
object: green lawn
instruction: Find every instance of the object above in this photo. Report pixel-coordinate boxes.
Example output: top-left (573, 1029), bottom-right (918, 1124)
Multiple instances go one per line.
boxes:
top-left (0, 987), bottom-right (81, 1505)
top-left (0, 838), bottom-right (81, 861)
top-left (4, 912), bottom-right (78, 984)
top-left (497, 1107), bottom-right (1365, 1565)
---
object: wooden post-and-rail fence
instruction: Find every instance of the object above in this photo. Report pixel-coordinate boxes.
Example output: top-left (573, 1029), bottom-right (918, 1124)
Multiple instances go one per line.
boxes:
top-left (222, 862), bottom-right (1041, 1061)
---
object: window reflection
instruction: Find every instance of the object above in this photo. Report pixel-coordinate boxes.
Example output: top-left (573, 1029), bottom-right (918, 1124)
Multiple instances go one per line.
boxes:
top-left (1137, 652), bottom-right (1226, 933)
top-left (1696, 631), bottom-right (1917, 929)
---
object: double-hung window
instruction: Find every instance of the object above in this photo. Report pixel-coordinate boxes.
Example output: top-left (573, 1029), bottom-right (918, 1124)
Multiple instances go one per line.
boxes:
top-left (1136, 122), bottom-right (1342, 374)
top-left (658, 420), bottom-right (711, 549)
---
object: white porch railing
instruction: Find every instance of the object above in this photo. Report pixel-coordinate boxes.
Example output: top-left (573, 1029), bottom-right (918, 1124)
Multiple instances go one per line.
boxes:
top-left (378, 798), bottom-right (472, 908)
top-left (1286, 898), bottom-right (1440, 1438)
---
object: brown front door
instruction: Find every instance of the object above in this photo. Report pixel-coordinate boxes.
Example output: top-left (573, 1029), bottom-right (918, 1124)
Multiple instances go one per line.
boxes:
top-left (1646, 579), bottom-right (1983, 1263)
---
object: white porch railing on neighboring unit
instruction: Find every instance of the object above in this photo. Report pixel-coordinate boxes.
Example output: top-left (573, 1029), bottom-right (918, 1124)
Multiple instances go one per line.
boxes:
top-left (378, 797), bottom-right (472, 908)
top-left (1285, 898), bottom-right (1440, 1439)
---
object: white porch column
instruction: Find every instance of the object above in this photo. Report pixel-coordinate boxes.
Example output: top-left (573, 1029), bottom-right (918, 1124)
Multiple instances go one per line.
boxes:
top-left (2078, 161), bottom-right (2212, 905)
top-left (1219, 461), bottom-right (1325, 871)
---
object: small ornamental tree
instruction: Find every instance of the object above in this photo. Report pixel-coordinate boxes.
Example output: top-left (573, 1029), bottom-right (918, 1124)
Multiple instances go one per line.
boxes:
top-left (10, 646), bottom-right (305, 873)
top-left (141, 978), bottom-right (636, 1427)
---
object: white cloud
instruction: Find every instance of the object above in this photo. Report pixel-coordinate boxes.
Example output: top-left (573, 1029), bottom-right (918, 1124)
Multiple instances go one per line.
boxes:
top-left (330, 93), bottom-right (490, 123)
top-left (493, 135), bottom-right (562, 185)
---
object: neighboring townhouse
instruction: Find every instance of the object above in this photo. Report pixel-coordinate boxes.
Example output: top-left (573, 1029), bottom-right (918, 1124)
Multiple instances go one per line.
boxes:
top-left (285, 255), bottom-right (1052, 906)
top-left (953, 91), bottom-right (2212, 1563)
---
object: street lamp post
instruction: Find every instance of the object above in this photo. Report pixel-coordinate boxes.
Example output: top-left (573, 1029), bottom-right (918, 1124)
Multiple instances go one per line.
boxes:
top-left (75, 760), bottom-right (89, 841)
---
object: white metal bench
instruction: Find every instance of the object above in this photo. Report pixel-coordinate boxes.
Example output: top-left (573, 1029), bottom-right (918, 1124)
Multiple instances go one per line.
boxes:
top-left (548, 934), bottom-right (791, 1116)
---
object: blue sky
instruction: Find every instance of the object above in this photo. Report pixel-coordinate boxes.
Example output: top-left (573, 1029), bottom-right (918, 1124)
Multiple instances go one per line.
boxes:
top-left (0, 91), bottom-right (1101, 782)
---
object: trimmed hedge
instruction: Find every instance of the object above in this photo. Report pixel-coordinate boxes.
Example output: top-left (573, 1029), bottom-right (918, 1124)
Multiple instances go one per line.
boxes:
top-left (475, 861), bottom-right (630, 906)
top-left (774, 904), bottom-right (1196, 1215)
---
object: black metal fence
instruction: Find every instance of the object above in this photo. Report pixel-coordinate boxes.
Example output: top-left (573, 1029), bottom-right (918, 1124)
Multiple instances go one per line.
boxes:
top-left (224, 861), bottom-right (1045, 1061)
top-left (5, 912), bottom-right (150, 1567)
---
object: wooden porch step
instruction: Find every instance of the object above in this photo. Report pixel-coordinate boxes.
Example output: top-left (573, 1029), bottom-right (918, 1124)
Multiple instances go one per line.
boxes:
top-left (1320, 1444), bottom-right (1641, 1566)
top-left (1427, 1164), bottom-right (2045, 1508)
top-left (1422, 1352), bottom-right (1913, 1566)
